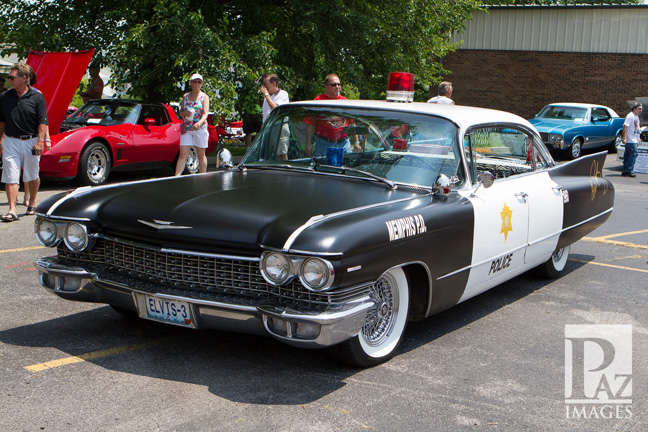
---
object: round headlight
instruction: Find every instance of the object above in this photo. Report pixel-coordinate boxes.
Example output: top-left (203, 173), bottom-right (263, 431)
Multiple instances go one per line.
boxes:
top-left (35, 219), bottom-right (59, 247)
top-left (64, 222), bottom-right (89, 252)
top-left (260, 252), bottom-right (292, 285)
top-left (300, 258), bottom-right (334, 291)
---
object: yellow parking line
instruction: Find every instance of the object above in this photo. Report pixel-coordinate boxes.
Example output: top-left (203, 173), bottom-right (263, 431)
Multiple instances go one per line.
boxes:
top-left (24, 338), bottom-right (170, 372)
top-left (0, 246), bottom-right (46, 254)
top-left (582, 237), bottom-right (648, 250)
top-left (593, 229), bottom-right (648, 240)
top-left (570, 258), bottom-right (648, 274)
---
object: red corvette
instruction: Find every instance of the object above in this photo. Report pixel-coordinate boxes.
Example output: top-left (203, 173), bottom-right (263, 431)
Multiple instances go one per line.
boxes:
top-left (41, 99), bottom-right (216, 185)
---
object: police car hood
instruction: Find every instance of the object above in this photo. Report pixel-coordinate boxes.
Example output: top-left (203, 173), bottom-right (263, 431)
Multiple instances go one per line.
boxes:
top-left (42, 169), bottom-right (432, 254)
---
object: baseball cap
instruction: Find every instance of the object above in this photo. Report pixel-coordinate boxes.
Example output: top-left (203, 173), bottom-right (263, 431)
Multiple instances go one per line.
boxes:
top-left (190, 73), bottom-right (203, 82)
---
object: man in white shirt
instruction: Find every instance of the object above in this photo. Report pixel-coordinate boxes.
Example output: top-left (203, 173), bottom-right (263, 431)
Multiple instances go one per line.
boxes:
top-left (621, 102), bottom-right (643, 177)
top-left (260, 74), bottom-right (289, 122)
top-left (260, 74), bottom-right (290, 159)
top-left (427, 81), bottom-right (454, 105)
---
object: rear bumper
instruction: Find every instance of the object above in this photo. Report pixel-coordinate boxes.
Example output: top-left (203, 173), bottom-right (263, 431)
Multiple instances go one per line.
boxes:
top-left (34, 256), bottom-right (373, 348)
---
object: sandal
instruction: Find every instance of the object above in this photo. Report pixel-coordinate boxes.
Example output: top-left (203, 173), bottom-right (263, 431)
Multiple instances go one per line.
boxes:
top-left (25, 207), bottom-right (37, 215)
top-left (1, 213), bottom-right (19, 222)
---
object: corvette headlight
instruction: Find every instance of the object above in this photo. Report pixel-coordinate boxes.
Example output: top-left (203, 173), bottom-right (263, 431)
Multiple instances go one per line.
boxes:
top-left (549, 134), bottom-right (563, 144)
top-left (300, 258), bottom-right (334, 292)
top-left (64, 222), bottom-right (89, 252)
top-left (35, 219), bottom-right (59, 247)
top-left (260, 252), bottom-right (292, 285)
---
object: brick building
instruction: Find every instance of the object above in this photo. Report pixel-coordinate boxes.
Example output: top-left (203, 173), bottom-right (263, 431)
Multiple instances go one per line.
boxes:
top-left (443, 4), bottom-right (648, 121)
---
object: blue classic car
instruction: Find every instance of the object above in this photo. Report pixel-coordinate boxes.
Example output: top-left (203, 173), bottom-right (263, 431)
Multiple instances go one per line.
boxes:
top-left (529, 103), bottom-right (624, 159)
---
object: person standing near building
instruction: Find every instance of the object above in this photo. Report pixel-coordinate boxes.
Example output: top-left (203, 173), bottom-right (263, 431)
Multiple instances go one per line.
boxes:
top-left (0, 63), bottom-right (49, 222)
top-left (78, 66), bottom-right (104, 104)
top-left (621, 102), bottom-right (642, 178)
top-left (174, 73), bottom-right (209, 176)
top-left (260, 73), bottom-right (289, 123)
top-left (427, 81), bottom-right (454, 105)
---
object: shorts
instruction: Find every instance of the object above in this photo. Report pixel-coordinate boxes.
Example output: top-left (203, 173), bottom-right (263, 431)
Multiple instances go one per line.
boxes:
top-left (180, 127), bottom-right (209, 149)
top-left (1, 136), bottom-right (40, 184)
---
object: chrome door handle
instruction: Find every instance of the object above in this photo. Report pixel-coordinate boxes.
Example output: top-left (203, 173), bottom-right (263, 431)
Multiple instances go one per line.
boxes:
top-left (514, 192), bottom-right (528, 202)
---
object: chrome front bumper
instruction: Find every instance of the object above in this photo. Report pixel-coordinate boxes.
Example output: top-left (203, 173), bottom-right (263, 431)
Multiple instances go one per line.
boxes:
top-left (34, 257), bottom-right (373, 348)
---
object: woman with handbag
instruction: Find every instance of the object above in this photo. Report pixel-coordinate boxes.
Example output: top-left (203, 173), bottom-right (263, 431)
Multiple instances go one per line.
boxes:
top-left (174, 73), bottom-right (210, 175)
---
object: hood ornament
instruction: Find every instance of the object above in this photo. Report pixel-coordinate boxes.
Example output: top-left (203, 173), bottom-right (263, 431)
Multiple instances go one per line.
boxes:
top-left (137, 219), bottom-right (192, 230)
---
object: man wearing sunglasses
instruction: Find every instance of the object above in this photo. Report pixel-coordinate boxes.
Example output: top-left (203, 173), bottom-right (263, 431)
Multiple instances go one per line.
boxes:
top-left (0, 63), bottom-right (49, 222)
top-left (305, 74), bottom-right (360, 156)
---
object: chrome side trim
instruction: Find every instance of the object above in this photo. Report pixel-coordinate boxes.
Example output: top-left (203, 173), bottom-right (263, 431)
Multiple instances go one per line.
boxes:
top-left (436, 207), bottom-right (614, 281)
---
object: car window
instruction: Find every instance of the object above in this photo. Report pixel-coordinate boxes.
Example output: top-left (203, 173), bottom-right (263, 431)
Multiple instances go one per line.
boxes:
top-left (591, 108), bottom-right (611, 122)
top-left (466, 126), bottom-right (548, 181)
top-left (243, 106), bottom-right (465, 188)
top-left (65, 101), bottom-right (141, 126)
top-left (539, 106), bottom-right (588, 121)
top-left (139, 105), bottom-right (170, 126)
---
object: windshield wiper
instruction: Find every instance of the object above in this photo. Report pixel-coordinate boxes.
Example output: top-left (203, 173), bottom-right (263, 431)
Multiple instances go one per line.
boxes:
top-left (237, 163), bottom-right (313, 173)
top-left (316, 164), bottom-right (396, 190)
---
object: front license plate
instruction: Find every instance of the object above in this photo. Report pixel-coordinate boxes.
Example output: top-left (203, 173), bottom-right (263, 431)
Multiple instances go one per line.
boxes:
top-left (144, 295), bottom-right (193, 327)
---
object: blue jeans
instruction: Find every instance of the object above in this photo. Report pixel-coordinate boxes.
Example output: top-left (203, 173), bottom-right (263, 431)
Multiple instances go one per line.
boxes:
top-left (314, 135), bottom-right (351, 157)
top-left (622, 142), bottom-right (638, 173)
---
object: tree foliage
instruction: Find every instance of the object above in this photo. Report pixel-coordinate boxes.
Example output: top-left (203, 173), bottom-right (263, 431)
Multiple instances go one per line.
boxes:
top-left (1, 0), bottom-right (484, 116)
top-left (486, 1), bottom-right (641, 4)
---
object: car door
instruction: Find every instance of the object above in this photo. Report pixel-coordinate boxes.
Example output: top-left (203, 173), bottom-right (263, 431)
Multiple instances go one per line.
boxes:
top-left (588, 107), bottom-right (614, 146)
top-left (132, 105), bottom-right (181, 163)
top-left (459, 126), bottom-right (563, 302)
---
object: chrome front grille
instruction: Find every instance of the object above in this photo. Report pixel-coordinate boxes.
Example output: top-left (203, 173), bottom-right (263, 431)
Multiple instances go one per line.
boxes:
top-left (57, 237), bottom-right (367, 306)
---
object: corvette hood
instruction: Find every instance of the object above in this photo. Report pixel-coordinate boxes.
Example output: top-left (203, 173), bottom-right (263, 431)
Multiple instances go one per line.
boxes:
top-left (27, 49), bottom-right (95, 136)
top-left (45, 170), bottom-right (430, 254)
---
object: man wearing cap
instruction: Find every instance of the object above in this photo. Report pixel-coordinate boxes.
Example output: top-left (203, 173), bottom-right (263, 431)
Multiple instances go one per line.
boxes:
top-left (621, 102), bottom-right (643, 178)
top-left (0, 63), bottom-right (49, 222)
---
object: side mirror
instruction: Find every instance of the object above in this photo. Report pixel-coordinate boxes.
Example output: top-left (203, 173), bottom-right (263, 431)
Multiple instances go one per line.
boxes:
top-left (471, 171), bottom-right (494, 196)
top-left (433, 174), bottom-right (452, 199)
top-left (144, 117), bottom-right (156, 127)
top-left (478, 171), bottom-right (495, 188)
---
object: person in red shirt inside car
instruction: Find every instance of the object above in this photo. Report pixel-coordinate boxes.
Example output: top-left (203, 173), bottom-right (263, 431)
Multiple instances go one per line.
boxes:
top-left (305, 74), bottom-right (361, 156)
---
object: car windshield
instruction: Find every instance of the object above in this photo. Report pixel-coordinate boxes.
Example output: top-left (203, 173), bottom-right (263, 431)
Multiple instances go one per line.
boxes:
top-left (242, 105), bottom-right (464, 188)
top-left (538, 105), bottom-right (588, 121)
top-left (64, 101), bottom-right (142, 126)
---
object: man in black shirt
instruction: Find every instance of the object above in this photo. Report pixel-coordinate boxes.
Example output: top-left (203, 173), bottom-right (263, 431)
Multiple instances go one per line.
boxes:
top-left (0, 63), bottom-right (49, 221)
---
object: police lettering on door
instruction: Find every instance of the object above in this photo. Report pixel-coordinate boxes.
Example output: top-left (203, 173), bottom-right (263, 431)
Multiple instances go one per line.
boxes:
top-left (386, 214), bottom-right (427, 241)
top-left (489, 253), bottom-right (513, 275)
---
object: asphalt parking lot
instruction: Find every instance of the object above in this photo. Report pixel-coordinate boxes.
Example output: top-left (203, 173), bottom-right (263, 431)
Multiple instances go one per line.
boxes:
top-left (0, 153), bottom-right (646, 431)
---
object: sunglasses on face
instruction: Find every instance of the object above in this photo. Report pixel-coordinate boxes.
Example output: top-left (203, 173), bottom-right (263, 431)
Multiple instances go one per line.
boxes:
top-left (7, 75), bottom-right (23, 81)
top-left (327, 83), bottom-right (342, 87)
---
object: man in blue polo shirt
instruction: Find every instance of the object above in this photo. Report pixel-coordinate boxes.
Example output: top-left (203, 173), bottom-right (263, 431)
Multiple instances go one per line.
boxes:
top-left (0, 63), bottom-right (49, 222)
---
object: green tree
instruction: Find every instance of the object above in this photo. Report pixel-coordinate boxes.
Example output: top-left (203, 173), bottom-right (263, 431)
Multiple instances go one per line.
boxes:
top-left (486, 1), bottom-right (640, 4)
top-left (1, 0), bottom-right (484, 117)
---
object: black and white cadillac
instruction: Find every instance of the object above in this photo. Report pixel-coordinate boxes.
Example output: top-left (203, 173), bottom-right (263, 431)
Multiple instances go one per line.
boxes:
top-left (33, 76), bottom-right (614, 366)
